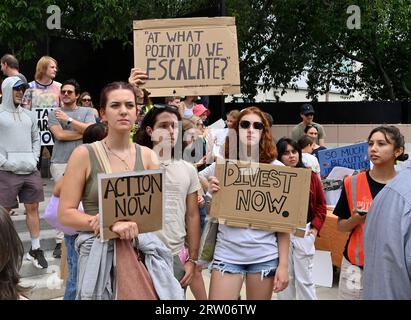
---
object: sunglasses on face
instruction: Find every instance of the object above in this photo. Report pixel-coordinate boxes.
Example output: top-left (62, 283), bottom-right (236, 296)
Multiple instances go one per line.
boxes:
top-left (61, 90), bottom-right (74, 95)
top-left (82, 98), bottom-right (91, 102)
top-left (239, 120), bottom-right (264, 130)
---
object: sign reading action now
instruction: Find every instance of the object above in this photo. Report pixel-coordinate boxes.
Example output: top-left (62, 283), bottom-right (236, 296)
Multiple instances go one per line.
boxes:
top-left (98, 170), bottom-right (164, 241)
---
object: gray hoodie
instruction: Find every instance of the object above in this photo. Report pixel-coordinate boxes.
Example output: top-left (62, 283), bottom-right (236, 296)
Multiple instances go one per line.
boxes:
top-left (0, 76), bottom-right (40, 174)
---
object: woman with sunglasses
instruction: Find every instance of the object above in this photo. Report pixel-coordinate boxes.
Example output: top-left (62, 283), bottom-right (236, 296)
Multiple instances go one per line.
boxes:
top-left (78, 92), bottom-right (99, 119)
top-left (207, 107), bottom-right (290, 300)
top-left (58, 82), bottom-right (180, 300)
top-left (275, 138), bottom-right (326, 300)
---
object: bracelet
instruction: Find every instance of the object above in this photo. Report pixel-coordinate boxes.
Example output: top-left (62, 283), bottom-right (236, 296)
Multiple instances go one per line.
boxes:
top-left (186, 258), bottom-right (199, 265)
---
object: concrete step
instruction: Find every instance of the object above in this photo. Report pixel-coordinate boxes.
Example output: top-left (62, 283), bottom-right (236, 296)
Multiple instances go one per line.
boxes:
top-left (12, 214), bottom-right (54, 233)
top-left (19, 229), bottom-right (58, 252)
top-left (20, 273), bottom-right (65, 300)
top-left (20, 250), bottom-right (61, 278)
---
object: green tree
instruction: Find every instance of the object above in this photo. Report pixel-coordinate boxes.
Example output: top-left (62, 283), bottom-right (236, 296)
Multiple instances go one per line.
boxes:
top-left (0, 0), bottom-right (208, 60)
top-left (227, 0), bottom-right (411, 101)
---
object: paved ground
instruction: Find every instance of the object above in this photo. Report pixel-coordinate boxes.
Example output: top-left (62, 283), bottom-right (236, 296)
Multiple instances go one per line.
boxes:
top-left (22, 177), bottom-right (339, 300)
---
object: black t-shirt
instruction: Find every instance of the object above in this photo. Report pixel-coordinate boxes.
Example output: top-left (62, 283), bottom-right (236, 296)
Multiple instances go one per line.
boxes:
top-left (333, 171), bottom-right (386, 265)
top-left (333, 171), bottom-right (385, 220)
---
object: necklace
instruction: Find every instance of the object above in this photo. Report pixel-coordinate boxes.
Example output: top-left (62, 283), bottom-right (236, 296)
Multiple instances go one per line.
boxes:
top-left (103, 141), bottom-right (132, 171)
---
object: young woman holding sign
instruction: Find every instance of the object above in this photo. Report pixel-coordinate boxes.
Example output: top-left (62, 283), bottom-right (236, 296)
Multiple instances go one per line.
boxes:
top-left (134, 103), bottom-right (203, 297)
top-left (332, 125), bottom-right (407, 300)
top-left (58, 82), bottom-right (180, 300)
top-left (275, 137), bottom-right (326, 300)
top-left (207, 107), bottom-right (290, 300)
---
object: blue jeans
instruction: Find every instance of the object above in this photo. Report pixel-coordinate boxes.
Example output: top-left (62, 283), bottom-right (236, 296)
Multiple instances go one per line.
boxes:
top-left (64, 234), bottom-right (78, 300)
top-left (199, 205), bottom-right (207, 235)
top-left (211, 258), bottom-right (278, 279)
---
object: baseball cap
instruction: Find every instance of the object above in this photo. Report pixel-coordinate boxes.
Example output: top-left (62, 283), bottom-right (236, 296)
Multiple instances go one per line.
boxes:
top-left (300, 103), bottom-right (315, 115)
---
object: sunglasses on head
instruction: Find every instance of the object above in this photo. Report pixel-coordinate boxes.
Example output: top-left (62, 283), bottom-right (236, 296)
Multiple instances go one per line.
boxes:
top-left (239, 120), bottom-right (264, 130)
top-left (153, 103), bottom-right (178, 110)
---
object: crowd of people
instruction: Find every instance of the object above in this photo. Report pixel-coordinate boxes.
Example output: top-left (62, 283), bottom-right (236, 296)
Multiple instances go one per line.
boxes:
top-left (0, 54), bottom-right (410, 300)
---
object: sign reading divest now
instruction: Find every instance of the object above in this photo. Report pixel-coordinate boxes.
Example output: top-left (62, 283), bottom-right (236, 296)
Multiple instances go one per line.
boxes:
top-left (35, 108), bottom-right (54, 146)
top-left (317, 142), bottom-right (370, 178)
top-left (210, 160), bottom-right (310, 234)
top-left (133, 17), bottom-right (241, 97)
top-left (98, 170), bottom-right (164, 241)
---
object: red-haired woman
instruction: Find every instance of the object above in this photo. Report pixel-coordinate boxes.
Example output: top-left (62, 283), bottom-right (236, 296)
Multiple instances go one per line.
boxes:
top-left (207, 107), bottom-right (290, 300)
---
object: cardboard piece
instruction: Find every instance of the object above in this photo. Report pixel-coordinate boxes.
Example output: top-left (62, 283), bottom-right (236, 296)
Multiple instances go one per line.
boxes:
top-left (210, 160), bottom-right (311, 233)
top-left (317, 142), bottom-right (369, 178)
top-left (314, 210), bottom-right (350, 267)
top-left (133, 17), bottom-right (241, 97)
top-left (313, 250), bottom-right (333, 288)
top-left (35, 108), bottom-right (55, 146)
top-left (98, 170), bottom-right (164, 241)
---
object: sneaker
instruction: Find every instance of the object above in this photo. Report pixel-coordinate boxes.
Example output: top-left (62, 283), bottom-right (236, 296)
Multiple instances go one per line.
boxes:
top-left (53, 243), bottom-right (62, 258)
top-left (26, 248), bottom-right (48, 269)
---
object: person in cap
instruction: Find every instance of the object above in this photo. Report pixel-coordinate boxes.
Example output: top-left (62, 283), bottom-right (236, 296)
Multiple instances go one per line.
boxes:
top-left (291, 104), bottom-right (326, 146)
top-left (0, 76), bottom-right (48, 269)
top-left (193, 104), bottom-right (210, 124)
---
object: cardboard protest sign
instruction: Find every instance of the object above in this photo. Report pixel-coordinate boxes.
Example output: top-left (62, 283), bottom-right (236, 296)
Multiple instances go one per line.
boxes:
top-left (210, 160), bottom-right (311, 234)
top-left (317, 142), bottom-right (370, 178)
top-left (35, 108), bottom-right (54, 146)
top-left (133, 17), bottom-right (241, 97)
top-left (98, 170), bottom-right (164, 241)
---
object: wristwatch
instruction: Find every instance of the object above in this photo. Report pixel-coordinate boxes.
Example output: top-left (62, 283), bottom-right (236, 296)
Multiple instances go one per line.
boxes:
top-left (67, 117), bottom-right (73, 125)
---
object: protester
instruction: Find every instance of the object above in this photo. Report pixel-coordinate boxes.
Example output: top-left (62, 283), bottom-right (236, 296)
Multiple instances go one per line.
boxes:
top-left (276, 137), bottom-right (326, 300)
top-left (47, 79), bottom-right (95, 258)
top-left (298, 135), bottom-right (321, 176)
top-left (207, 106), bottom-right (289, 300)
top-left (165, 96), bottom-right (181, 108)
top-left (22, 56), bottom-right (61, 171)
top-left (134, 103), bottom-right (202, 296)
top-left (59, 82), bottom-right (181, 300)
top-left (363, 152), bottom-right (411, 299)
top-left (291, 104), bottom-right (326, 146)
top-left (193, 104), bottom-right (210, 124)
top-left (0, 76), bottom-right (47, 269)
top-left (78, 91), bottom-right (99, 119)
top-left (0, 205), bottom-right (26, 300)
top-left (304, 124), bottom-right (326, 158)
top-left (333, 125), bottom-right (406, 300)
top-left (45, 123), bottom-right (107, 300)
top-left (1, 53), bottom-right (28, 83)
top-left (179, 95), bottom-right (197, 119)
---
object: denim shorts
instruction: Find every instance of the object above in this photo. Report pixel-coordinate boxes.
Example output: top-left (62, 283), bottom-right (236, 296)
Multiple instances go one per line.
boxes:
top-left (211, 258), bottom-right (278, 278)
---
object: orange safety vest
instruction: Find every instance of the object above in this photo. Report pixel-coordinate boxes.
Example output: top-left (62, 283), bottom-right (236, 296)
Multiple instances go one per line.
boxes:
top-left (343, 171), bottom-right (373, 267)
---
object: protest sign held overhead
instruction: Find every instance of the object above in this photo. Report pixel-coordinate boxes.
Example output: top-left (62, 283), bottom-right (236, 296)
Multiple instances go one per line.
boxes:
top-left (317, 142), bottom-right (370, 178)
top-left (210, 160), bottom-right (310, 234)
top-left (36, 108), bottom-right (54, 146)
top-left (133, 17), bottom-right (241, 97)
top-left (98, 170), bottom-right (164, 241)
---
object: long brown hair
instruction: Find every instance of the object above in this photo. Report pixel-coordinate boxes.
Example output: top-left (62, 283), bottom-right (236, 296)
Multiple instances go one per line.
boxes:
top-left (0, 206), bottom-right (25, 300)
top-left (225, 106), bottom-right (277, 163)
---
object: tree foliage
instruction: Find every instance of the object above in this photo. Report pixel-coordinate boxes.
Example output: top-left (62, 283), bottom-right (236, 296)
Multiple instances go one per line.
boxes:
top-left (0, 0), bottom-right (208, 59)
top-left (1, 0), bottom-right (409, 101)
top-left (227, 0), bottom-right (411, 101)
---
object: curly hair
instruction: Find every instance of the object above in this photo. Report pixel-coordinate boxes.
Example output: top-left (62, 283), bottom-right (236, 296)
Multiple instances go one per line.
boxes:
top-left (225, 106), bottom-right (277, 163)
